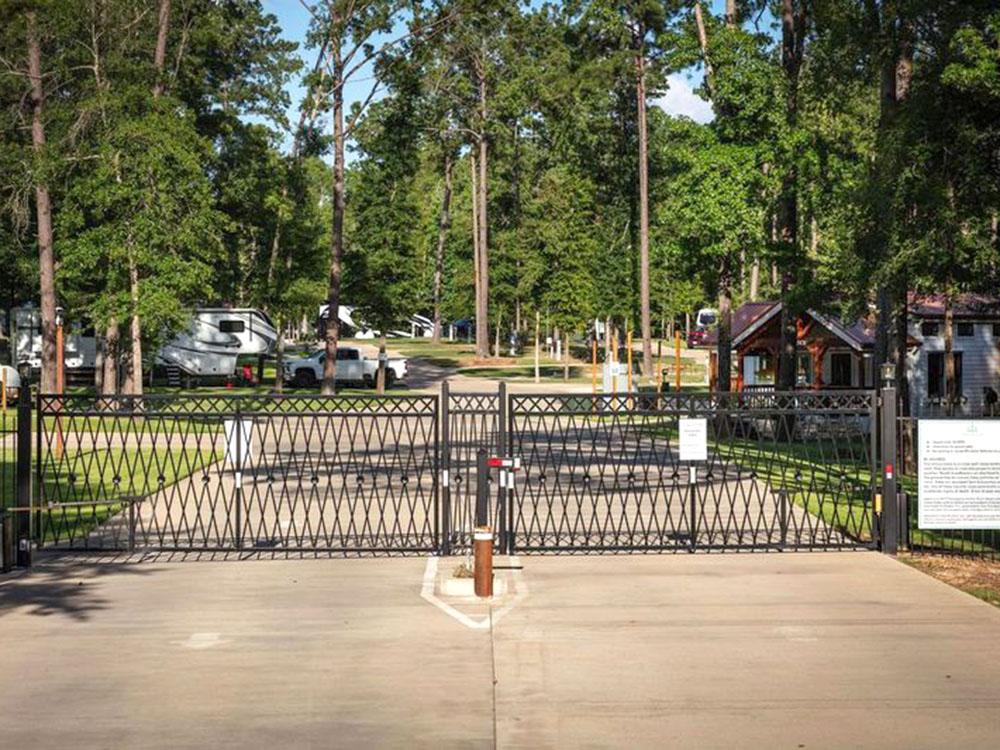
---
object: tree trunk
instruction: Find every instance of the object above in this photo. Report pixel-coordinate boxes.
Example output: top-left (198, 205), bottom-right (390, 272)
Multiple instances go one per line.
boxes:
top-left (152, 0), bottom-right (171, 98)
top-left (692, 2), bottom-right (715, 95)
top-left (126, 256), bottom-right (143, 395)
top-left (717, 258), bottom-right (733, 392)
top-left (322, 31), bottom-right (345, 395)
top-left (895, 283), bottom-right (909, 414)
top-left (475, 65), bottom-right (490, 359)
top-left (274, 315), bottom-right (285, 395)
top-left (944, 289), bottom-right (956, 416)
top-left (563, 333), bottom-right (570, 381)
top-left (94, 334), bottom-right (105, 393)
top-left (432, 152), bottom-right (453, 345)
top-left (26, 11), bottom-right (58, 395)
top-left (749, 260), bottom-right (760, 301)
top-left (635, 48), bottom-right (653, 382)
top-left (376, 334), bottom-right (387, 395)
top-left (471, 152), bottom-right (480, 351)
top-left (102, 320), bottom-right (119, 396)
top-left (776, 0), bottom-right (806, 391)
top-left (534, 311), bottom-right (540, 384)
top-left (778, 272), bottom-right (797, 390)
top-left (494, 310), bottom-right (502, 358)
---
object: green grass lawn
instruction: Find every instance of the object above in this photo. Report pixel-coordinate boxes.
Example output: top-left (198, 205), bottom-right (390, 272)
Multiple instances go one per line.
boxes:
top-left (36, 444), bottom-right (220, 545)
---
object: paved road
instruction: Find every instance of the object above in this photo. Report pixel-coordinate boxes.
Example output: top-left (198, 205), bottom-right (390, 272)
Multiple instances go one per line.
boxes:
top-left (1, 552), bottom-right (999, 749)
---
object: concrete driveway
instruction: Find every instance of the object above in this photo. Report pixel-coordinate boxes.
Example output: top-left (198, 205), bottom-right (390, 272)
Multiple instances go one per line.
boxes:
top-left (1, 552), bottom-right (999, 749)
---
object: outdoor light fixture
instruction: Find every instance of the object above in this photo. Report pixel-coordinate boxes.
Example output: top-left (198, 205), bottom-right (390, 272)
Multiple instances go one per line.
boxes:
top-left (880, 362), bottom-right (896, 386)
top-left (54, 306), bottom-right (65, 328)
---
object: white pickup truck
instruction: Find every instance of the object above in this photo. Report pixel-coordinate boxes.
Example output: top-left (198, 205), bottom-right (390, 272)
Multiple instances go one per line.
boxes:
top-left (283, 347), bottom-right (407, 389)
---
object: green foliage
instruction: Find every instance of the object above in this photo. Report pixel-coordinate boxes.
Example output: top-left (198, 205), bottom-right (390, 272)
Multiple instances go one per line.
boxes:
top-left (57, 102), bottom-right (223, 346)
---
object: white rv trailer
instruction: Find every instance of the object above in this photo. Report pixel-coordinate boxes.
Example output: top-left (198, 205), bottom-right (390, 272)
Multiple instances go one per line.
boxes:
top-left (13, 306), bottom-right (277, 380)
top-left (13, 305), bottom-right (97, 373)
top-left (191, 308), bottom-right (278, 356)
top-left (154, 317), bottom-right (242, 377)
top-left (318, 304), bottom-right (428, 339)
top-left (155, 308), bottom-right (277, 377)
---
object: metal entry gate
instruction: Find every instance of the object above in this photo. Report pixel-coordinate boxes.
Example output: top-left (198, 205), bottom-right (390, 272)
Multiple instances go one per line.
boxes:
top-left (506, 392), bottom-right (878, 553)
top-left (28, 388), bottom-right (878, 557)
top-left (35, 394), bottom-right (439, 553)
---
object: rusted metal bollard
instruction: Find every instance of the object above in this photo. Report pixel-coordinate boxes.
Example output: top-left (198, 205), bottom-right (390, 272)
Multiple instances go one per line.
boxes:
top-left (474, 527), bottom-right (493, 598)
top-left (474, 450), bottom-right (493, 598)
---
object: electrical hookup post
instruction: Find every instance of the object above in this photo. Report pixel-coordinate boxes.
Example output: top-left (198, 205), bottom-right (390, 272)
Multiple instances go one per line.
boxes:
top-left (678, 415), bottom-right (708, 551)
top-left (474, 449), bottom-right (521, 598)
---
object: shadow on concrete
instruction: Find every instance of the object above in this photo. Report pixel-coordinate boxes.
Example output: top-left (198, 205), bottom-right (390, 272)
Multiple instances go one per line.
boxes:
top-left (0, 558), bottom-right (159, 622)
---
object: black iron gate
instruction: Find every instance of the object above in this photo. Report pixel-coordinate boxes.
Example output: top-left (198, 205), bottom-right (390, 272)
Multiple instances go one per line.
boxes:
top-left (35, 393), bottom-right (439, 554)
top-left (506, 391), bottom-right (878, 553)
top-left (24, 386), bottom-right (881, 557)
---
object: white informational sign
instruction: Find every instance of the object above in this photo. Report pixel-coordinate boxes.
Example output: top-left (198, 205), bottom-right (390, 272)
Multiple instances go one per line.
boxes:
top-left (224, 418), bottom-right (255, 469)
top-left (679, 418), bottom-right (708, 462)
top-left (918, 420), bottom-right (1000, 529)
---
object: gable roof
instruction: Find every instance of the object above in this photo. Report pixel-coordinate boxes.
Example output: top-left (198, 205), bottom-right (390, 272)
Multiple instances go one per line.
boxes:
top-left (707, 301), bottom-right (874, 352)
top-left (704, 302), bottom-right (778, 346)
top-left (908, 292), bottom-right (1000, 319)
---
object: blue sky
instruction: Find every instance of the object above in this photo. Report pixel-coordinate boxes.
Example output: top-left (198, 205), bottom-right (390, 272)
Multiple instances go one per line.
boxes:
top-left (261, 0), bottom-right (720, 152)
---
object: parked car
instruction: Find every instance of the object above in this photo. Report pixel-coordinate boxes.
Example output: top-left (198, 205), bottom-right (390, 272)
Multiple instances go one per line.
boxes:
top-left (283, 347), bottom-right (407, 389)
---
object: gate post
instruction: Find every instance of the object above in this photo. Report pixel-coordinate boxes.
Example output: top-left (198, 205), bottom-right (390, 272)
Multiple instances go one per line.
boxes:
top-left (16, 386), bottom-right (32, 566)
top-left (234, 401), bottom-right (243, 551)
top-left (879, 367), bottom-right (899, 555)
top-left (497, 382), bottom-right (509, 553)
top-left (440, 380), bottom-right (451, 556)
top-left (475, 449), bottom-right (489, 528)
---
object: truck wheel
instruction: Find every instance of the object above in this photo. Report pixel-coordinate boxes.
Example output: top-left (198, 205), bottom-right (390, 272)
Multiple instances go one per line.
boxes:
top-left (294, 369), bottom-right (316, 388)
top-left (385, 370), bottom-right (395, 389)
top-left (363, 374), bottom-right (374, 389)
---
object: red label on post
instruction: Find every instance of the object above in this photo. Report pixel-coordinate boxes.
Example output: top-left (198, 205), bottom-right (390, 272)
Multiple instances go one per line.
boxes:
top-left (487, 458), bottom-right (504, 468)
top-left (885, 463), bottom-right (894, 479)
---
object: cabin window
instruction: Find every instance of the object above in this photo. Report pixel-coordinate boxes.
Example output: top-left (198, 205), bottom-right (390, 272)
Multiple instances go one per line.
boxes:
top-left (994, 323), bottom-right (1000, 338)
top-left (956, 322), bottom-right (974, 337)
top-left (927, 352), bottom-right (963, 399)
top-left (219, 320), bottom-right (245, 333)
top-left (830, 353), bottom-right (853, 387)
top-left (336, 349), bottom-right (360, 361)
top-left (920, 322), bottom-right (939, 337)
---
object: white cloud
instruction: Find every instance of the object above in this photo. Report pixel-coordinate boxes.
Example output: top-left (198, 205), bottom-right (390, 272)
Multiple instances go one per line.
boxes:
top-left (654, 74), bottom-right (714, 124)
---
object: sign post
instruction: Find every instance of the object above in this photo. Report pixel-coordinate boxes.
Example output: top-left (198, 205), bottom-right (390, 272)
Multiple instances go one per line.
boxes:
top-left (679, 417), bottom-right (707, 550)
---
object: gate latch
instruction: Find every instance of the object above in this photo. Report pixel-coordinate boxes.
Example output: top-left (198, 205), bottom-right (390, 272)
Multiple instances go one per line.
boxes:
top-left (488, 456), bottom-right (521, 488)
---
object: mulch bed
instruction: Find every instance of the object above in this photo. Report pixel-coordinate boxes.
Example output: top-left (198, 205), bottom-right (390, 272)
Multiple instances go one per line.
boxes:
top-left (900, 553), bottom-right (1000, 608)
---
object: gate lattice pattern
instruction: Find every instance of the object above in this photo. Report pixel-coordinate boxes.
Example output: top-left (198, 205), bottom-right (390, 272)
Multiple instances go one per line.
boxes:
top-left (507, 392), bottom-right (877, 552)
top-left (443, 387), bottom-right (504, 553)
top-left (36, 394), bottom-right (438, 553)
top-left (33, 389), bottom-right (878, 555)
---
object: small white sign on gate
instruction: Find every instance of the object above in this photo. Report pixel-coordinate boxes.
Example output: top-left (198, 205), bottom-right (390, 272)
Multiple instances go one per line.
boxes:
top-left (224, 418), bottom-right (254, 469)
top-left (679, 418), bottom-right (708, 462)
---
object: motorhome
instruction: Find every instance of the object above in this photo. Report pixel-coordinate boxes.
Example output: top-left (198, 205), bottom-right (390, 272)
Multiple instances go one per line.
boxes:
top-left (13, 306), bottom-right (277, 382)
